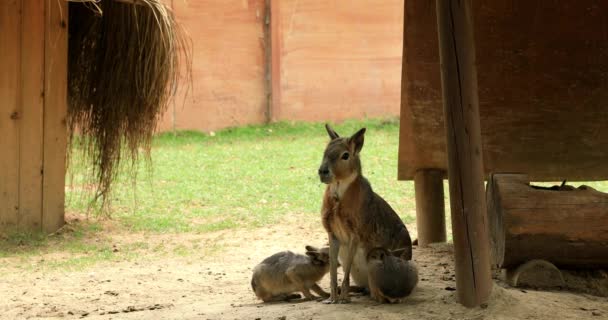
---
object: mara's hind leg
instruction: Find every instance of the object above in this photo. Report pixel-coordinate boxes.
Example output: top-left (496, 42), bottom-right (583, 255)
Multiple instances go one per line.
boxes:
top-left (285, 268), bottom-right (316, 301)
top-left (311, 284), bottom-right (330, 299)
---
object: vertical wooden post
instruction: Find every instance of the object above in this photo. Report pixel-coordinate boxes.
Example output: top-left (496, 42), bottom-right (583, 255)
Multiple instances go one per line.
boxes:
top-left (269, 0), bottom-right (281, 121)
top-left (414, 169), bottom-right (446, 245)
top-left (20, 0), bottom-right (46, 230)
top-left (435, 0), bottom-right (492, 307)
top-left (42, 0), bottom-right (68, 233)
top-left (0, 0), bottom-right (22, 228)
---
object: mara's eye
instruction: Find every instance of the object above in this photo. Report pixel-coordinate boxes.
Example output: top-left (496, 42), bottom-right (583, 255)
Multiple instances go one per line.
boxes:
top-left (341, 152), bottom-right (350, 160)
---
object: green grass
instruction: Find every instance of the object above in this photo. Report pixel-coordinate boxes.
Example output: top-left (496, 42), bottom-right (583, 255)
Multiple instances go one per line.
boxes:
top-left (1, 118), bottom-right (418, 270)
top-left (66, 117), bottom-right (417, 234)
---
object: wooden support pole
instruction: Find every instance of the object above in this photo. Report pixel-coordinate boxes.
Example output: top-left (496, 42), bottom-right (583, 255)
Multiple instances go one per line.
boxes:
top-left (414, 169), bottom-right (446, 245)
top-left (435, 0), bottom-right (492, 307)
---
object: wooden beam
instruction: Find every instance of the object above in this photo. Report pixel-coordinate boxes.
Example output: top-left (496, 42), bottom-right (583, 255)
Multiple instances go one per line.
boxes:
top-left (19, 0), bottom-right (45, 230)
top-left (42, 0), bottom-right (68, 233)
top-left (414, 169), bottom-right (446, 246)
top-left (0, 0), bottom-right (22, 229)
top-left (269, 0), bottom-right (281, 121)
top-left (435, 0), bottom-right (492, 307)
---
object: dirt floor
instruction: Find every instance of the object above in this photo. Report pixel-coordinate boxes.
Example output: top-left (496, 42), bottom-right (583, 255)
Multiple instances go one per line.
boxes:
top-left (1, 214), bottom-right (607, 320)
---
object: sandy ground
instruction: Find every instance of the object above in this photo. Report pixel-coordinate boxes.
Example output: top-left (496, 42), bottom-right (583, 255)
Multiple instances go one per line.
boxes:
top-left (1, 214), bottom-right (607, 320)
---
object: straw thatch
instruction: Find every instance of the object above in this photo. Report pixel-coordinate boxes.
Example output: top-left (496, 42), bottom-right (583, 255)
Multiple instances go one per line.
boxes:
top-left (67, 0), bottom-right (191, 207)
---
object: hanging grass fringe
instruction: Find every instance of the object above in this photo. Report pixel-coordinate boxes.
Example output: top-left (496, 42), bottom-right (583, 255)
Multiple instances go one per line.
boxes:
top-left (67, 0), bottom-right (192, 209)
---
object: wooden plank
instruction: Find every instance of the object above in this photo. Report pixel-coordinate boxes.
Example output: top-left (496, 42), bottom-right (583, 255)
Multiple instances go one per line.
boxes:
top-left (0, 0), bottom-right (22, 229)
top-left (19, 0), bottom-right (45, 230)
top-left (398, 1), bottom-right (608, 182)
top-left (276, 0), bottom-right (403, 123)
top-left (263, 0), bottom-right (272, 122)
top-left (42, 0), bottom-right (67, 233)
top-left (414, 169), bottom-right (446, 245)
top-left (156, 0), bottom-right (267, 132)
top-left (269, 0), bottom-right (281, 121)
top-left (435, 0), bottom-right (492, 307)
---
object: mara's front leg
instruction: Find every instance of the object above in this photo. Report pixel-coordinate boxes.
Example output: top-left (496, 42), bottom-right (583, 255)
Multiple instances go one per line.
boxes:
top-left (338, 239), bottom-right (357, 303)
top-left (322, 233), bottom-right (340, 304)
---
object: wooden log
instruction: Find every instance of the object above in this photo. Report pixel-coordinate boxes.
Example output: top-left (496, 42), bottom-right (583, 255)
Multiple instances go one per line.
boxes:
top-left (487, 173), bottom-right (608, 269)
top-left (435, 0), bottom-right (493, 307)
top-left (414, 169), bottom-right (447, 245)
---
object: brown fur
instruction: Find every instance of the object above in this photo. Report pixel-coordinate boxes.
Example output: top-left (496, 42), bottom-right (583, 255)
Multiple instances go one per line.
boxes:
top-left (367, 247), bottom-right (419, 303)
top-left (318, 125), bottom-right (414, 303)
top-left (251, 246), bottom-right (331, 302)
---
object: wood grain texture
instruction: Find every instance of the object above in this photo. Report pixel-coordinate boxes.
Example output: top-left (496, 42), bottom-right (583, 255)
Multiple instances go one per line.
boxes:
top-left (42, 0), bottom-right (67, 233)
top-left (0, 0), bottom-right (22, 228)
top-left (435, 0), bottom-right (492, 307)
top-left (269, 0), bottom-right (281, 121)
top-left (275, 0), bottom-right (403, 122)
top-left (487, 174), bottom-right (608, 269)
top-left (399, 0), bottom-right (608, 181)
top-left (19, 0), bottom-right (45, 230)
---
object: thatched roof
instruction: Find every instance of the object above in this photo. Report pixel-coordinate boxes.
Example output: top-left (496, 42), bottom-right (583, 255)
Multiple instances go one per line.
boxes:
top-left (67, 0), bottom-right (191, 206)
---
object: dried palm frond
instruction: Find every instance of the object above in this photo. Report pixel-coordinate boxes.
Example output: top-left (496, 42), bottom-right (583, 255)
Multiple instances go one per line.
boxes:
top-left (67, 0), bottom-right (192, 209)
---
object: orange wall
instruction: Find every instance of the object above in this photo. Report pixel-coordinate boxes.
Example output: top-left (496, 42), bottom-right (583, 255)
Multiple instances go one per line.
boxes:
top-left (158, 0), bottom-right (267, 132)
top-left (159, 0), bottom-right (403, 132)
top-left (276, 0), bottom-right (403, 122)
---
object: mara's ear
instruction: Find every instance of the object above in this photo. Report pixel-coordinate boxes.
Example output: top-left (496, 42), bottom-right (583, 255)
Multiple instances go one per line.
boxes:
top-left (305, 251), bottom-right (319, 259)
top-left (325, 124), bottom-right (340, 140)
top-left (349, 128), bottom-right (366, 154)
top-left (305, 245), bottom-right (319, 252)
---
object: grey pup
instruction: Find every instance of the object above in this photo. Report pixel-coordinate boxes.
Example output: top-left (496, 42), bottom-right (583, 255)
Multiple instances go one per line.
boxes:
top-left (367, 247), bottom-right (419, 303)
top-left (251, 246), bottom-right (331, 302)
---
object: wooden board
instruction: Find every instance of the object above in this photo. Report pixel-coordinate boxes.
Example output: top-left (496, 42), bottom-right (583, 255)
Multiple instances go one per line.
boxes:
top-left (157, 0), bottom-right (267, 132)
top-left (399, 0), bottom-right (608, 181)
top-left (19, 0), bottom-right (45, 230)
top-left (269, 0), bottom-right (281, 121)
top-left (0, 0), bottom-right (22, 228)
top-left (42, 0), bottom-right (68, 232)
top-left (276, 0), bottom-right (403, 122)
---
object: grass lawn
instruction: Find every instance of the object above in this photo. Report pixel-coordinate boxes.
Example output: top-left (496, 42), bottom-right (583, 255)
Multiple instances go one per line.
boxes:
top-left (0, 118), bottom-right (421, 270)
top-left (67, 117), bottom-right (418, 233)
